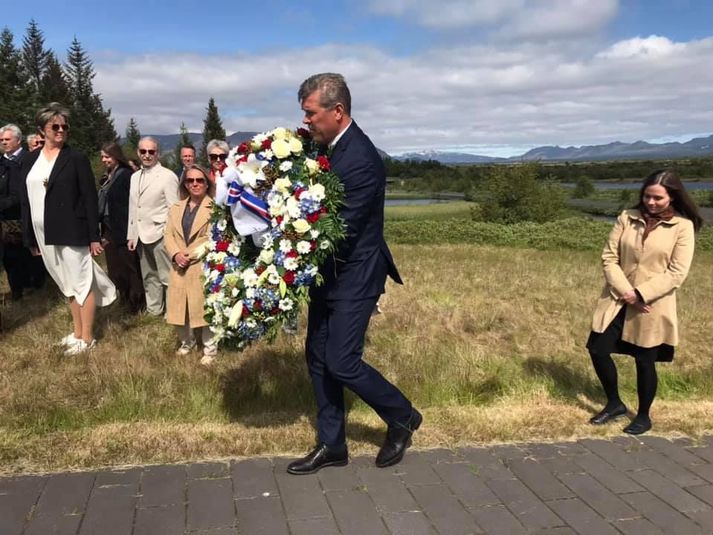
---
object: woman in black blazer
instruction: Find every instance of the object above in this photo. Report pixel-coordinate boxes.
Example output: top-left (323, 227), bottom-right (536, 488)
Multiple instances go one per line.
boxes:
top-left (99, 142), bottom-right (145, 313)
top-left (20, 102), bottom-right (116, 355)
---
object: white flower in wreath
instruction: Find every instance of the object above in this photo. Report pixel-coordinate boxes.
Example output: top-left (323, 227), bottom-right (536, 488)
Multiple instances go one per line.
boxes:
top-left (251, 133), bottom-right (268, 150)
top-left (261, 149), bottom-right (274, 160)
top-left (268, 271), bottom-right (281, 285)
top-left (217, 218), bottom-right (228, 231)
top-left (286, 197), bottom-right (302, 219)
top-left (283, 257), bottom-right (299, 271)
top-left (258, 249), bottom-right (274, 264)
top-left (279, 239), bottom-right (293, 253)
top-left (228, 242), bottom-right (241, 255)
top-left (228, 301), bottom-right (243, 327)
top-left (279, 161), bottom-right (293, 172)
top-left (242, 268), bottom-right (258, 287)
top-left (272, 127), bottom-right (289, 140)
top-left (289, 137), bottom-right (303, 154)
top-left (305, 158), bottom-right (319, 176)
top-left (245, 287), bottom-right (256, 299)
top-left (231, 287), bottom-right (239, 297)
top-left (279, 298), bottom-right (294, 311)
top-left (309, 183), bottom-right (326, 201)
top-left (296, 241), bottom-right (312, 254)
top-left (292, 219), bottom-right (310, 234)
top-left (273, 177), bottom-right (291, 194)
top-left (320, 240), bottom-right (330, 250)
top-left (310, 229), bottom-right (320, 239)
top-left (271, 138), bottom-right (291, 159)
top-left (238, 154), bottom-right (269, 188)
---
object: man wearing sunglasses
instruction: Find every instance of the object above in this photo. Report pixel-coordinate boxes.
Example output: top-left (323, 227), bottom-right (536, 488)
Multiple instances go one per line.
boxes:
top-left (127, 137), bottom-right (180, 315)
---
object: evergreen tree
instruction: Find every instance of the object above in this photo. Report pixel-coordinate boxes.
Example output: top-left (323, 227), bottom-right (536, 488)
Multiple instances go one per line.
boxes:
top-left (174, 122), bottom-right (192, 168)
top-left (64, 36), bottom-right (116, 154)
top-left (200, 97), bottom-right (226, 164)
top-left (22, 19), bottom-right (49, 93)
top-left (0, 27), bottom-right (34, 134)
top-left (124, 117), bottom-right (141, 153)
top-left (40, 52), bottom-right (70, 106)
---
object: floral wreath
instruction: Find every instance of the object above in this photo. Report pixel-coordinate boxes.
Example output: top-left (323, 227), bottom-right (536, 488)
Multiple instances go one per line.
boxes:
top-left (201, 127), bottom-right (345, 350)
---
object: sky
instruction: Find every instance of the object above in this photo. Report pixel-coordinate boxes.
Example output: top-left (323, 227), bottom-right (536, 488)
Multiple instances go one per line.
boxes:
top-left (6, 0), bottom-right (713, 157)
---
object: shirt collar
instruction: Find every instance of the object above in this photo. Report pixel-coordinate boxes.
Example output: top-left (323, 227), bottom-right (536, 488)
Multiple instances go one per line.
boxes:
top-left (3, 147), bottom-right (22, 160)
top-left (328, 120), bottom-right (353, 149)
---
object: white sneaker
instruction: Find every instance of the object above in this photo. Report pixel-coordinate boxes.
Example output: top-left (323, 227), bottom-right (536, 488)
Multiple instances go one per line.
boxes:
top-left (176, 341), bottom-right (196, 356)
top-left (64, 339), bottom-right (96, 356)
top-left (58, 333), bottom-right (80, 347)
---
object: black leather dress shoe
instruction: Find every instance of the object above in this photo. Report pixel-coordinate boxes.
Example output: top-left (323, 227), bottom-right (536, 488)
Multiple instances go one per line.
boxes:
top-left (623, 416), bottom-right (652, 435)
top-left (589, 404), bottom-right (627, 425)
top-left (287, 443), bottom-right (348, 475)
top-left (376, 409), bottom-right (423, 468)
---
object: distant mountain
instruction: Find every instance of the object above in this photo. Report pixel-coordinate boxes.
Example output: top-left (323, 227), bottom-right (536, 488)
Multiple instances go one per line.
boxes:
top-left (393, 134), bottom-right (713, 164)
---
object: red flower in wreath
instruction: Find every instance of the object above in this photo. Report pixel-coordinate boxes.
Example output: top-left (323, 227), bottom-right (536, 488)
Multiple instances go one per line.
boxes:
top-left (216, 241), bottom-right (229, 252)
top-left (282, 271), bottom-right (296, 284)
top-left (261, 138), bottom-right (272, 150)
top-left (237, 142), bottom-right (250, 154)
top-left (317, 155), bottom-right (330, 171)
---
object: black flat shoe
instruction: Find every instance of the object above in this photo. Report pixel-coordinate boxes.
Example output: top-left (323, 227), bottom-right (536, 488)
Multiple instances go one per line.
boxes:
top-left (623, 417), bottom-right (652, 435)
top-left (376, 409), bottom-right (423, 468)
top-left (287, 443), bottom-right (348, 475)
top-left (589, 404), bottom-right (627, 425)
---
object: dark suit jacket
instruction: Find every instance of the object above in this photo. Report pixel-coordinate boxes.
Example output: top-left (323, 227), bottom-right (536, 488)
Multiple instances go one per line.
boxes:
top-left (0, 149), bottom-right (27, 221)
top-left (20, 145), bottom-right (100, 248)
top-left (312, 121), bottom-right (402, 301)
top-left (101, 165), bottom-right (132, 245)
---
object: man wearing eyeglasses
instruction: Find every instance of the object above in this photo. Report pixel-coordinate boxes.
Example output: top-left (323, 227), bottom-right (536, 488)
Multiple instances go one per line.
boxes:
top-left (127, 137), bottom-right (180, 315)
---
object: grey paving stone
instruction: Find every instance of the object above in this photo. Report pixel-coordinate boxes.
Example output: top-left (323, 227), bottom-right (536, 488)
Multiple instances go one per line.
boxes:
top-left (635, 449), bottom-right (706, 487)
top-left (357, 466), bottom-right (420, 513)
top-left (546, 497), bottom-right (620, 535)
top-left (432, 462), bottom-right (501, 507)
top-left (491, 444), bottom-right (529, 462)
top-left (317, 462), bottom-right (361, 491)
top-left (687, 445), bottom-right (713, 464)
top-left (414, 447), bottom-right (462, 464)
top-left (275, 472), bottom-right (331, 520)
top-left (640, 436), bottom-right (708, 466)
top-left (94, 468), bottom-right (141, 488)
top-left (524, 443), bottom-right (560, 460)
top-left (693, 463), bottom-right (713, 484)
top-left (396, 462), bottom-right (442, 487)
top-left (78, 474), bottom-right (139, 535)
top-left (579, 439), bottom-right (642, 471)
top-left (687, 484), bottom-right (713, 507)
top-left (627, 469), bottom-right (711, 513)
top-left (621, 491), bottom-right (703, 534)
top-left (139, 464), bottom-right (186, 507)
top-left (611, 517), bottom-right (665, 535)
top-left (0, 476), bottom-right (47, 535)
top-left (530, 527), bottom-right (577, 535)
top-left (382, 511), bottom-right (437, 535)
top-left (573, 453), bottom-right (644, 494)
top-left (326, 489), bottom-right (388, 535)
top-left (468, 504), bottom-right (527, 535)
top-left (459, 447), bottom-right (515, 481)
top-left (687, 509), bottom-right (713, 532)
top-left (231, 458), bottom-right (278, 499)
top-left (133, 504), bottom-right (185, 535)
top-left (234, 496), bottom-right (289, 535)
top-left (506, 459), bottom-right (574, 500)
top-left (399, 450), bottom-right (444, 468)
top-left (190, 527), bottom-right (238, 534)
top-left (288, 516), bottom-right (341, 535)
top-left (411, 484), bottom-right (484, 534)
top-left (556, 472), bottom-right (637, 521)
top-left (485, 478), bottom-right (563, 530)
top-left (540, 457), bottom-right (584, 476)
top-left (187, 461), bottom-right (231, 480)
top-left (186, 478), bottom-right (235, 531)
top-left (24, 472), bottom-right (95, 535)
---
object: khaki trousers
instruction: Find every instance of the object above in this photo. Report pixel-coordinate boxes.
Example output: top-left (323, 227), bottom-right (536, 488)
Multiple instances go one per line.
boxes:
top-left (138, 237), bottom-right (171, 315)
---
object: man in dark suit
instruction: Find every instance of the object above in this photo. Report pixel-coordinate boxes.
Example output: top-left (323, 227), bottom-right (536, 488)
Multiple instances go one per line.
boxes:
top-left (0, 124), bottom-right (45, 300)
top-left (287, 73), bottom-right (421, 475)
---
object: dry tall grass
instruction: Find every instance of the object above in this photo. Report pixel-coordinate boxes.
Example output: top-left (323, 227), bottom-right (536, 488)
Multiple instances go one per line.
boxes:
top-left (1, 244), bottom-right (712, 474)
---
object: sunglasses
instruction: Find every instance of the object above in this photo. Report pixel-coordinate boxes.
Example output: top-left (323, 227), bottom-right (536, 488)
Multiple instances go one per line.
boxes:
top-left (139, 149), bottom-right (157, 155)
top-left (50, 124), bottom-right (69, 132)
top-left (209, 153), bottom-right (228, 162)
top-left (184, 177), bottom-right (206, 184)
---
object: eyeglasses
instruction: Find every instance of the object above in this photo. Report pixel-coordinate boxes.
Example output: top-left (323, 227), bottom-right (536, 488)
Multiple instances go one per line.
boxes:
top-left (50, 124), bottom-right (69, 132)
top-left (184, 178), bottom-right (206, 184)
top-left (139, 149), bottom-right (157, 155)
top-left (209, 153), bottom-right (228, 162)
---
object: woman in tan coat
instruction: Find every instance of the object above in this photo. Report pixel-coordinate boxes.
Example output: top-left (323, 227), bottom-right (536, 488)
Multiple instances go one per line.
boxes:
top-left (587, 169), bottom-right (703, 435)
top-left (164, 165), bottom-right (216, 365)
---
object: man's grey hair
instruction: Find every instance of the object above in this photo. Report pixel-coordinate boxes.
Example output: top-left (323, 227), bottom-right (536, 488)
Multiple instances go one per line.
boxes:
top-left (298, 73), bottom-right (351, 115)
top-left (0, 123), bottom-right (23, 141)
top-left (26, 133), bottom-right (39, 144)
top-left (138, 136), bottom-right (160, 153)
top-left (206, 139), bottom-right (229, 154)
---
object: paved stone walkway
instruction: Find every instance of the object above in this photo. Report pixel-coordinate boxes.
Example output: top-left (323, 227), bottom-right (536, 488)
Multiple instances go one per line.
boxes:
top-left (2, 435), bottom-right (713, 534)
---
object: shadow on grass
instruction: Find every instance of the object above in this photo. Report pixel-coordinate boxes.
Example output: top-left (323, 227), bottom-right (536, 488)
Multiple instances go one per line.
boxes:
top-left (523, 356), bottom-right (603, 412)
top-left (0, 284), bottom-right (63, 335)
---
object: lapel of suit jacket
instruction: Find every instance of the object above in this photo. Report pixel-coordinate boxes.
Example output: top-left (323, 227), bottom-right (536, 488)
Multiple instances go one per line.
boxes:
top-left (328, 122), bottom-right (356, 170)
top-left (138, 166), bottom-right (152, 195)
top-left (45, 145), bottom-right (71, 192)
top-left (187, 196), bottom-right (212, 244)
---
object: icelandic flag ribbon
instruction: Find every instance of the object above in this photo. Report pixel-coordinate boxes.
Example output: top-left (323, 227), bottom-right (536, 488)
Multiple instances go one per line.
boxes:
top-left (226, 180), bottom-right (270, 223)
top-left (226, 180), bottom-right (243, 206)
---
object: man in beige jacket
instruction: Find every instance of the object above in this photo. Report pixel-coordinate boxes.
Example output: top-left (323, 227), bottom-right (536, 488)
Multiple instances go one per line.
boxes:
top-left (127, 137), bottom-right (179, 315)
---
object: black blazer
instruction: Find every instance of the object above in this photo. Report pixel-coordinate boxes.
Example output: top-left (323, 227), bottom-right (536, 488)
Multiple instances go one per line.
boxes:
top-left (0, 149), bottom-right (27, 221)
top-left (20, 145), bottom-right (100, 248)
top-left (101, 165), bottom-right (132, 245)
top-left (312, 121), bottom-right (402, 301)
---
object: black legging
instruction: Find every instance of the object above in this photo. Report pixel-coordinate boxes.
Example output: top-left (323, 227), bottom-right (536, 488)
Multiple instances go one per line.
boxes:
top-left (590, 349), bottom-right (657, 419)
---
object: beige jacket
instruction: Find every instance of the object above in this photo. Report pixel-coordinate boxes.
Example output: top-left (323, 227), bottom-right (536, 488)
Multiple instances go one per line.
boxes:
top-left (127, 163), bottom-right (179, 244)
top-left (591, 209), bottom-right (695, 347)
top-left (164, 196), bottom-right (212, 328)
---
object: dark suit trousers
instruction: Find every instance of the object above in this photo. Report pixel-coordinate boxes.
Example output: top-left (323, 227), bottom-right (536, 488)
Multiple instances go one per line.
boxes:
top-left (2, 242), bottom-right (45, 295)
top-left (306, 296), bottom-right (413, 447)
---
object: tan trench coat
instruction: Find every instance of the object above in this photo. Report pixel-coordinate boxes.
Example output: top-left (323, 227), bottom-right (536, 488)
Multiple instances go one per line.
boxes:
top-left (591, 209), bottom-right (695, 348)
top-left (164, 196), bottom-right (213, 328)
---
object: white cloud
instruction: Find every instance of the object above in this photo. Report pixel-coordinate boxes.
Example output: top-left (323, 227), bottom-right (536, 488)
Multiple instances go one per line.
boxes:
top-left (94, 34), bottom-right (713, 156)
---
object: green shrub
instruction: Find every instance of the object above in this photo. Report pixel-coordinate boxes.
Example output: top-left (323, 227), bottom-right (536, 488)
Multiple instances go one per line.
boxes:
top-left (572, 175), bottom-right (595, 198)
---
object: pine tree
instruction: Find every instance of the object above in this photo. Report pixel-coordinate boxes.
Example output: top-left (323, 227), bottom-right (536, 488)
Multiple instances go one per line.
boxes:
top-left (200, 97), bottom-right (226, 164)
top-left (22, 19), bottom-right (49, 93)
top-left (40, 52), bottom-right (70, 106)
top-left (0, 27), bottom-right (34, 134)
top-left (64, 36), bottom-right (116, 154)
top-left (174, 122), bottom-right (192, 169)
top-left (124, 117), bottom-right (141, 153)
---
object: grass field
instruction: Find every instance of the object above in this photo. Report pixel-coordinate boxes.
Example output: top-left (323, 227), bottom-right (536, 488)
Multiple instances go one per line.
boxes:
top-left (1, 208), bottom-right (712, 474)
